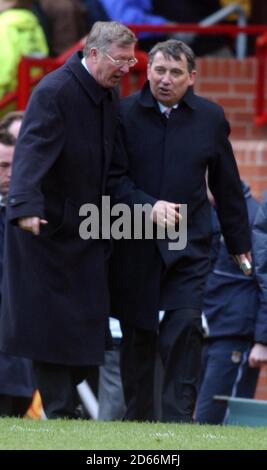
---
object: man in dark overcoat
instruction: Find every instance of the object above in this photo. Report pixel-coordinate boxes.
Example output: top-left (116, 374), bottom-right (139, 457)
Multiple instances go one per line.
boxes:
top-left (0, 130), bottom-right (34, 417)
top-left (110, 39), bottom-right (252, 422)
top-left (0, 21), bottom-right (142, 419)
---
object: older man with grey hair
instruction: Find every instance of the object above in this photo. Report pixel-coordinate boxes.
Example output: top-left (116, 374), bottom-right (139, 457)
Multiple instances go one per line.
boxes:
top-left (0, 21), bottom-right (142, 419)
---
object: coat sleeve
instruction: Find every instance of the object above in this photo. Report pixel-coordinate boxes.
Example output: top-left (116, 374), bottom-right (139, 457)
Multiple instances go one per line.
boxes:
top-left (7, 85), bottom-right (65, 223)
top-left (252, 201), bottom-right (267, 345)
top-left (107, 123), bottom-right (157, 209)
top-left (208, 107), bottom-right (251, 255)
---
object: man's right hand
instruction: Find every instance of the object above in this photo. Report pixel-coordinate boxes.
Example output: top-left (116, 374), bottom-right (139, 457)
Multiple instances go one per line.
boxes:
top-left (150, 200), bottom-right (181, 228)
top-left (18, 217), bottom-right (48, 236)
top-left (249, 343), bottom-right (267, 368)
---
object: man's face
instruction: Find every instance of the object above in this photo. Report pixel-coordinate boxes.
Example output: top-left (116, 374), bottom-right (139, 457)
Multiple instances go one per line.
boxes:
top-left (88, 42), bottom-right (136, 88)
top-left (147, 51), bottom-right (196, 107)
top-left (0, 144), bottom-right (13, 195)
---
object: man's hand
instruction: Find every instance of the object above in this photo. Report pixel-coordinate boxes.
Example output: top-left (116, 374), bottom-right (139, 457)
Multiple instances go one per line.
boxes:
top-left (249, 343), bottom-right (267, 368)
top-left (18, 217), bottom-right (48, 236)
top-left (150, 200), bottom-right (181, 228)
top-left (233, 251), bottom-right (252, 276)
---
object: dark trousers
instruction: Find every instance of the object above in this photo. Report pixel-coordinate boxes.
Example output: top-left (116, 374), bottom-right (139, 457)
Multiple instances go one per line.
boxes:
top-left (121, 308), bottom-right (203, 422)
top-left (0, 395), bottom-right (32, 417)
top-left (195, 338), bottom-right (260, 424)
top-left (120, 326), bottom-right (157, 421)
top-left (33, 361), bottom-right (91, 419)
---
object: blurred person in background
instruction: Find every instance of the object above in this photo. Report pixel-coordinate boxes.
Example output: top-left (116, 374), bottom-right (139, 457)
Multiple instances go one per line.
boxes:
top-left (0, 0), bottom-right (48, 99)
top-left (97, 317), bottom-right (126, 421)
top-left (36, 0), bottom-right (88, 56)
top-left (84, 0), bottom-right (235, 55)
top-left (82, 0), bottom-right (173, 50)
top-left (0, 111), bottom-right (24, 138)
top-left (195, 181), bottom-right (263, 425)
top-left (0, 128), bottom-right (35, 417)
top-left (249, 193), bottom-right (267, 368)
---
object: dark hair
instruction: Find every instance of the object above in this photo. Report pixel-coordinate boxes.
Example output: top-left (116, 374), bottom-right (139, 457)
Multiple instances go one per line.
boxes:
top-left (148, 40), bottom-right (196, 72)
top-left (0, 130), bottom-right (16, 146)
top-left (0, 111), bottom-right (24, 133)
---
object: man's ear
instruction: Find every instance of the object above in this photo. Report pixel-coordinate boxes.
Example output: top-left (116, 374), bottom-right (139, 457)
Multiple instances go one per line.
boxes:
top-left (89, 47), bottom-right (98, 61)
top-left (189, 70), bottom-right (197, 86)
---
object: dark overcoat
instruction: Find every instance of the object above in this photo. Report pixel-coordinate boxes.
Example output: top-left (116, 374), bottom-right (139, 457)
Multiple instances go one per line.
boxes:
top-left (0, 52), bottom-right (120, 365)
top-left (110, 83), bottom-right (251, 330)
top-left (0, 206), bottom-right (34, 397)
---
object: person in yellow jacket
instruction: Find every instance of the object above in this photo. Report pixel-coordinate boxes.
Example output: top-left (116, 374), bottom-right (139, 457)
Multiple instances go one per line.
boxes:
top-left (0, 2), bottom-right (48, 99)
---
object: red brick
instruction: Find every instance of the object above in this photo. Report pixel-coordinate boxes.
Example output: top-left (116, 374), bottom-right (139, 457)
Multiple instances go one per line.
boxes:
top-left (198, 82), bottom-right (231, 93)
top-left (232, 83), bottom-right (256, 94)
top-left (196, 59), bottom-right (209, 77)
top-left (230, 125), bottom-right (249, 139)
top-left (220, 59), bottom-right (234, 78)
top-left (216, 97), bottom-right (249, 109)
top-left (207, 59), bottom-right (222, 77)
top-left (255, 366), bottom-right (267, 400)
top-left (232, 112), bottom-right (254, 122)
top-left (240, 166), bottom-right (267, 177)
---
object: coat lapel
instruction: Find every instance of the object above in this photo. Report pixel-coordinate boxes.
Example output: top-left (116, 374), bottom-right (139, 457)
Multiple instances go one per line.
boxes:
top-left (65, 52), bottom-right (119, 189)
top-left (65, 51), bottom-right (109, 105)
top-left (102, 89), bottom-right (118, 191)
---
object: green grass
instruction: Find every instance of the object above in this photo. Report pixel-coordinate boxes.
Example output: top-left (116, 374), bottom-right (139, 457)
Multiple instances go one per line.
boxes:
top-left (0, 418), bottom-right (267, 450)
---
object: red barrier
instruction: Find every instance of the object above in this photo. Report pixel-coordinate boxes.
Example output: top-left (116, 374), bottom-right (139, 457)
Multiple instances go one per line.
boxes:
top-left (0, 24), bottom-right (267, 125)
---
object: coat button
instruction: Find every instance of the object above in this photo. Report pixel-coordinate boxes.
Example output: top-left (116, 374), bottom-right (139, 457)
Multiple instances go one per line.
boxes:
top-left (10, 197), bottom-right (16, 204)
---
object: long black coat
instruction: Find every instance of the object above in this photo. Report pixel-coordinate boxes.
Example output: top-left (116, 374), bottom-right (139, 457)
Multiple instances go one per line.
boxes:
top-left (110, 83), bottom-right (251, 330)
top-left (0, 52), bottom-right (121, 365)
top-left (0, 206), bottom-right (34, 397)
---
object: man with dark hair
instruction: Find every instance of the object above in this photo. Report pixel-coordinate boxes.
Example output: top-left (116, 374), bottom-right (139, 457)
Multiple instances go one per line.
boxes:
top-left (249, 193), bottom-right (267, 368)
top-left (110, 39), bottom-right (251, 423)
top-left (0, 111), bottom-right (24, 138)
top-left (195, 181), bottom-right (262, 425)
top-left (0, 130), bottom-right (34, 417)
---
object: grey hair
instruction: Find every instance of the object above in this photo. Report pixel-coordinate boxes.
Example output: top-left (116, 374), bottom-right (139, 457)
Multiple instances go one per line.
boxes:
top-left (148, 40), bottom-right (196, 72)
top-left (83, 21), bottom-right (137, 57)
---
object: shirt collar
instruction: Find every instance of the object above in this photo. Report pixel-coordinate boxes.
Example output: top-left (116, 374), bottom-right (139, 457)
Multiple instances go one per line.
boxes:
top-left (81, 57), bottom-right (91, 75)
top-left (138, 81), bottom-right (197, 111)
top-left (157, 101), bottom-right (179, 114)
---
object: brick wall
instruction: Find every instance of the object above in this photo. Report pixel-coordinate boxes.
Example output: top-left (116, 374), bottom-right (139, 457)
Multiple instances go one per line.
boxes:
top-left (194, 57), bottom-right (267, 200)
top-left (194, 57), bottom-right (267, 141)
top-left (232, 140), bottom-right (267, 200)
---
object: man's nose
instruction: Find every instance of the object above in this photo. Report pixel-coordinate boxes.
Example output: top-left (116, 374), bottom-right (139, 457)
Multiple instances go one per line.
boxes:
top-left (120, 63), bottom-right (130, 74)
top-left (161, 73), bottom-right (171, 84)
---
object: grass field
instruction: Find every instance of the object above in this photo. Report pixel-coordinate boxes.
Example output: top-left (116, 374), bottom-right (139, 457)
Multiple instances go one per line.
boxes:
top-left (0, 418), bottom-right (266, 450)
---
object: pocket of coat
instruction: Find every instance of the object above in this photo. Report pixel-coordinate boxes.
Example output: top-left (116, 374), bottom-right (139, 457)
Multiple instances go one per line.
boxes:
top-left (41, 199), bottom-right (81, 239)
